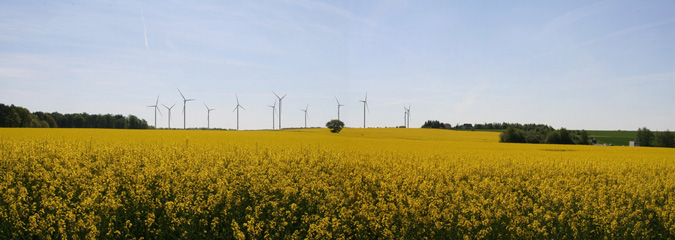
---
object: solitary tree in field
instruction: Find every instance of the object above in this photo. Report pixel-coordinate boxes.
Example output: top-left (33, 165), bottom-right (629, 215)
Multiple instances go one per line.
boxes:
top-left (326, 119), bottom-right (345, 133)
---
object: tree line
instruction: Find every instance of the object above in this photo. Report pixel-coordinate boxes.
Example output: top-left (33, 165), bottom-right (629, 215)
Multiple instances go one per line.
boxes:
top-left (499, 126), bottom-right (589, 145)
top-left (635, 127), bottom-right (674, 148)
top-left (421, 120), bottom-right (588, 145)
top-left (0, 103), bottom-right (150, 129)
top-left (421, 121), bottom-right (557, 131)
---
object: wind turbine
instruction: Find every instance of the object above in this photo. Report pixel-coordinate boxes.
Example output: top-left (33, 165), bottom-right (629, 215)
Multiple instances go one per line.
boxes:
top-left (233, 94), bottom-right (245, 130)
top-left (204, 103), bottom-right (215, 129)
top-left (267, 100), bottom-right (277, 130)
top-left (406, 104), bottom-right (411, 128)
top-left (300, 104), bottom-right (309, 128)
top-left (404, 105), bottom-right (408, 128)
top-left (163, 103), bottom-right (175, 129)
top-left (335, 96), bottom-right (344, 121)
top-left (178, 89), bottom-right (195, 130)
top-left (273, 92), bottom-right (287, 129)
top-left (359, 92), bottom-right (369, 128)
top-left (147, 95), bottom-right (162, 128)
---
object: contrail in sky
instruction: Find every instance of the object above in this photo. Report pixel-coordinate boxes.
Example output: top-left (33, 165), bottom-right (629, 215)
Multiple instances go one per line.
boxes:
top-left (142, 11), bottom-right (149, 49)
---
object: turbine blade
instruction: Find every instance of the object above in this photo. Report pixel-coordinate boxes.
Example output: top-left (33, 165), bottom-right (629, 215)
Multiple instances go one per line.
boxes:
top-left (178, 89), bottom-right (186, 100)
top-left (241, 106), bottom-right (246, 111)
top-left (187, 99), bottom-right (195, 101)
top-left (162, 104), bottom-right (169, 109)
top-left (171, 104), bottom-right (175, 109)
top-left (156, 95), bottom-right (159, 105)
top-left (236, 94), bottom-right (240, 105)
top-left (273, 91), bottom-right (280, 99)
top-left (233, 106), bottom-right (238, 112)
top-left (281, 94), bottom-right (287, 99)
top-left (335, 96), bottom-right (340, 104)
top-left (204, 102), bottom-right (209, 110)
top-left (157, 107), bottom-right (163, 117)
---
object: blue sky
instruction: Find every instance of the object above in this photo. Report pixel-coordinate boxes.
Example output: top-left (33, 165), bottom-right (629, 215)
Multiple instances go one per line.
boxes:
top-left (1, 0), bottom-right (673, 130)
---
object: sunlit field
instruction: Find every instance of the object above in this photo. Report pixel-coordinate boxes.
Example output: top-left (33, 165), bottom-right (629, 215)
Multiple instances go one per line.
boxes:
top-left (1, 128), bottom-right (674, 239)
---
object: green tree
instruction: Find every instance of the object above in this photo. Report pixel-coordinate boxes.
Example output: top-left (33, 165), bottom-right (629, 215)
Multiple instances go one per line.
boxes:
top-left (103, 114), bottom-right (115, 128)
top-left (421, 120), bottom-right (446, 129)
top-left (31, 118), bottom-right (49, 128)
top-left (45, 115), bottom-right (57, 128)
top-left (73, 114), bottom-right (85, 128)
top-left (578, 130), bottom-right (589, 145)
top-left (326, 119), bottom-right (345, 133)
top-left (128, 115), bottom-right (142, 129)
top-left (15, 106), bottom-right (32, 127)
top-left (113, 115), bottom-right (127, 129)
top-left (524, 130), bottom-right (545, 143)
top-left (500, 126), bottom-right (525, 143)
top-left (558, 128), bottom-right (574, 144)
top-left (5, 108), bottom-right (21, 127)
top-left (636, 127), bottom-right (654, 147)
top-left (654, 130), bottom-right (674, 148)
top-left (545, 131), bottom-right (561, 144)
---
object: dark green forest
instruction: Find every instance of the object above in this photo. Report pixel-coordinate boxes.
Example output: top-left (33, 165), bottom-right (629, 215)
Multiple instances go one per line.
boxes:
top-left (499, 126), bottom-right (588, 145)
top-left (0, 103), bottom-right (150, 129)
top-left (421, 120), bottom-right (674, 148)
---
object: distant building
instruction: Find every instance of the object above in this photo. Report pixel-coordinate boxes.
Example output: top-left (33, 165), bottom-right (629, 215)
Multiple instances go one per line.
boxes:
top-left (629, 141), bottom-right (640, 147)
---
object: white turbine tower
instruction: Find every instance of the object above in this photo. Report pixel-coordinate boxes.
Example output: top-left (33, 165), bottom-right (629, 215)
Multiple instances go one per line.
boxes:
top-left (233, 94), bottom-right (245, 130)
top-left (268, 100), bottom-right (277, 130)
top-left (163, 104), bottom-right (175, 129)
top-left (406, 104), bottom-right (411, 128)
top-left (300, 104), bottom-right (309, 128)
top-left (404, 105), bottom-right (408, 128)
top-left (147, 95), bottom-right (162, 128)
top-left (335, 96), bottom-right (344, 121)
top-left (273, 92), bottom-right (287, 129)
top-left (204, 103), bottom-right (215, 129)
top-left (359, 92), bottom-right (369, 128)
top-left (178, 89), bottom-right (195, 130)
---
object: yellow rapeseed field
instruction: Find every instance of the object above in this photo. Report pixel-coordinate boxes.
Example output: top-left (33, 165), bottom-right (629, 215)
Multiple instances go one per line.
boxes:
top-left (1, 128), bottom-right (674, 239)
